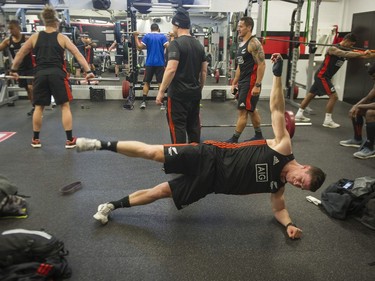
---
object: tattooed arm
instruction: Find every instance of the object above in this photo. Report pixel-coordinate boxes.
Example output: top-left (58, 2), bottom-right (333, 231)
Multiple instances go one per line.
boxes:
top-left (248, 37), bottom-right (266, 94)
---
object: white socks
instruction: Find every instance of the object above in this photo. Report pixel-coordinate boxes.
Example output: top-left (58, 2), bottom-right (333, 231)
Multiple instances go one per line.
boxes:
top-left (324, 113), bottom-right (333, 123)
top-left (296, 108), bottom-right (304, 117)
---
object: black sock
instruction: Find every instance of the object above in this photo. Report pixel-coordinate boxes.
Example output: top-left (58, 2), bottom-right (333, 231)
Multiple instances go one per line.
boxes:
top-left (110, 196), bottom-right (130, 209)
top-left (352, 116), bottom-right (364, 140)
top-left (66, 130), bottom-right (73, 141)
top-left (100, 141), bottom-right (118, 152)
top-left (233, 131), bottom-right (241, 138)
top-left (254, 127), bottom-right (263, 138)
top-left (33, 131), bottom-right (40, 140)
top-left (366, 122), bottom-right (375, 149)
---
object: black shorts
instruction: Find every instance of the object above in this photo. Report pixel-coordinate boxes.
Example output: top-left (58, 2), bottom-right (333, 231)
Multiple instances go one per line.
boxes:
top-left (163, 144), bottom-right (216, 209)
top-left (115, 54), bottom-right (128, 65)
top-left (18, 69), bottom-right (34, 88)
top-left (309, 76), bottom-right (336, 96)
top-left (33, 70), bottom-right (72, 106)
top-left (237, 81), bottom-right (260, 112)
top-left (143, 66), bottom-right (165, 84)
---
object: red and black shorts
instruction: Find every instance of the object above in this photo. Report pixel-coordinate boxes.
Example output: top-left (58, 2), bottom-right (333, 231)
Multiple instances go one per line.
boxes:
top-left (237, 81), bottom-right (260, 112)
top-left (309, 76), bottom-right (336, 96)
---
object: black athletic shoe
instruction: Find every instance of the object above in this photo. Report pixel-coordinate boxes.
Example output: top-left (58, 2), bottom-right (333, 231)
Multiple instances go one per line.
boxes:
top-left (27, 107), bottom-right (35, 116)
top-left (243, 135), bottom-right (264, 142)
top-left (272, 55), bottom-right (283, 77)
top-left (225, 135), bottom-right (239, 143)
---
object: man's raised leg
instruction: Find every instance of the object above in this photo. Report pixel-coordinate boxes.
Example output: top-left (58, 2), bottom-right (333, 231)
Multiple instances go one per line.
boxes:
top-left (76, 138), bottom-right (165, 162)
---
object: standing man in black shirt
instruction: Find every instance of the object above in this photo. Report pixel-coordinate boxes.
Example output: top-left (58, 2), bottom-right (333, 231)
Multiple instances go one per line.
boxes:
top-left (0, 20), bottom-right (35, 116)
top-left (226, 16), bottom-right (266, 143)
top-left (9, 5), bottom-right (94, 148)
top-left (156, 8), bottom-right (207, 144)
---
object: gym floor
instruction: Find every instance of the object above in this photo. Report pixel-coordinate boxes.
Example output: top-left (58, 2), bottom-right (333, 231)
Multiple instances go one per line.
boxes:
top-left (0, 97), bottom-right (374, 281)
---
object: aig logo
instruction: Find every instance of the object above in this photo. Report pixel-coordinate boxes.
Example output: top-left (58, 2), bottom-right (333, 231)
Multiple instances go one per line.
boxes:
top-left (256, 164), bottom-right (268, 182)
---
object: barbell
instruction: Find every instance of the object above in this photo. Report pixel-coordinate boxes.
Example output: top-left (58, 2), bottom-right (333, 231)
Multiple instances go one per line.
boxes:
top-left (20, 26), bottom-right (83, 45)
top-left (201, 111), bottom-right (312, 138)
top-left (0, 74), bottom-right (134, 99)
top-left (102, 30), bottom-right (170, 36)
top-left (0, 75), bottom-right (119, 82)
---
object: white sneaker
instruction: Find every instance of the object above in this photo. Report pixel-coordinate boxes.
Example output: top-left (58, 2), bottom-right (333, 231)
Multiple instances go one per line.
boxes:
top-left (322, 120), bottom-right (340, 128)
top-left (295, 114), bottom-right (311, 122)
top-left (140, 101), bottom-right (146, 109)
top-left (353, 147), bottom-right (375, 159)
top-left (93, 203), bottom-right (114, 224)
top-left (76, 138), bottom-right (101, 152)
top-left (339, 138), bottom-right (362, 148)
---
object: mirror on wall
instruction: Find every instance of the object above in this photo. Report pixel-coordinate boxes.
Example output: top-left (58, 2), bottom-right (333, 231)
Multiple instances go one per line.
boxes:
top-left (0, 6), bottom-right (230, 85)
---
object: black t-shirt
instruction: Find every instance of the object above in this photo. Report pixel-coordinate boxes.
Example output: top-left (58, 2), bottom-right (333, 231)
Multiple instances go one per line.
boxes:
top-left (8, 35), bottom-right (34, 71)
top-left (236, 36), bottom-right (257, 84)
top-left (167, 35), bottom-right (206, 101)
top-left (316, 44), bottom-right (347, 79)
top-left (204, 140), bottom-right (295, 194)
top-left (34, 31), bottom-right (66, 75)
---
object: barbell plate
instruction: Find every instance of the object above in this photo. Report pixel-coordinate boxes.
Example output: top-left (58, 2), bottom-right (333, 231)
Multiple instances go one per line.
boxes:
top-left (294, 85), bottom-right (299, 99)
top-left (122, 80), bottom-right (131, 98)
top-left (114, 22), bottom-right (122, 43)
top-left (72, 26), bottom-right (80, 45)
top-left (285, 111), bottom-right (296, 138)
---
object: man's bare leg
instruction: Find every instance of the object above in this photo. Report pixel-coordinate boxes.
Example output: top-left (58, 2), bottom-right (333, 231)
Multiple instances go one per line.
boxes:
top-left (76, 138), bottom-right (165, 162)
top-left (295, 92), bottom-right (315, 122)
top-left (322, 93), bottom-right (340, 128)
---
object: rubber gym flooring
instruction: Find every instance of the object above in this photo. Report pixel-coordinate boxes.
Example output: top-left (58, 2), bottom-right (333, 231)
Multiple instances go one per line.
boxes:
top-left (0, 96), bottom-right (374, 281)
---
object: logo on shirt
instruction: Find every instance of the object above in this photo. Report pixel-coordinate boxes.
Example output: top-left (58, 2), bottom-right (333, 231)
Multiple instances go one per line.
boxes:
top-left (241, 49), bottom-right (247, 54)
top-left (273, 156), bottom-right (279, 165)
top-left (168, 146), bottom-right (178, 156)
top-left (270, 181), bottom-right (278, 190)
top-left (335, 60), bottom-right (344, 67)
top-left (256, 163), bottom-right (268, 182)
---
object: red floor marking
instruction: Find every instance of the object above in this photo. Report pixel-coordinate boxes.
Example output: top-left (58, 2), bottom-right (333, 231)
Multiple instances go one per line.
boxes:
top-left (0, 132), bottom-right (16, 143)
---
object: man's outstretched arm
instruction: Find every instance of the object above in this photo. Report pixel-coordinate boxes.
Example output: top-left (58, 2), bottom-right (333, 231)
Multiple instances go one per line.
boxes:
top-left (269, 54), bottom-right (289, 144)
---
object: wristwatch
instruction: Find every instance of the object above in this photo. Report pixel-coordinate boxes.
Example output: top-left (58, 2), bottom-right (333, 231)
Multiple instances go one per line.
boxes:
top-left (255, 82), bottom-right (262, 88)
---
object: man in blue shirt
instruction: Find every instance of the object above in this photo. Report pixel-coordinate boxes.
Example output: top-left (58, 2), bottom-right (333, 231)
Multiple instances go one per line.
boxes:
top-left (134, 23), bottom-right (169, 109)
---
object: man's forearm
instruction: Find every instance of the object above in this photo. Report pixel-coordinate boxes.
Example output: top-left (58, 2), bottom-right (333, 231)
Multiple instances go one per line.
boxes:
top-left (358, 102), bottom-right (375, 110)
top-left (256, 62), bottom-right (266, 84)
top-left (273, 208), bottom-right (293, 227)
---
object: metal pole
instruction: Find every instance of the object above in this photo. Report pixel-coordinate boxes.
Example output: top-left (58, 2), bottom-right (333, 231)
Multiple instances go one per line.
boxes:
top-left (256, 0), bottom-right (263, 38)
top-left (305, 0), bottom-right (321, 106)
top-left (289, 0), bottom-right (304, 99)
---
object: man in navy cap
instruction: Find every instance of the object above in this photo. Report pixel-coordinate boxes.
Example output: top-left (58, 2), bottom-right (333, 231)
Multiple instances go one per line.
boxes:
top-left (156, 8), bottom-right (208, 144)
